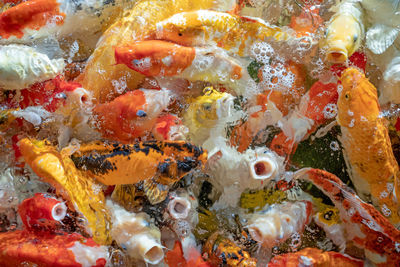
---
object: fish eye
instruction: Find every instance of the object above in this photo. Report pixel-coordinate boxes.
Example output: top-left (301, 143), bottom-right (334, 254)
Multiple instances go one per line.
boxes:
top-left (353, 34), bottom-right (358, 42)
top-left (136, 110), bottom-right (147, 117)
top-left (178, 32), bottom-right (183, 36)
top-left (324, 210), bottom-right (334, 220)
top-left (344, 92), bottom-right (351, 100)
top-left (202, 103), bottom-right (212, 111)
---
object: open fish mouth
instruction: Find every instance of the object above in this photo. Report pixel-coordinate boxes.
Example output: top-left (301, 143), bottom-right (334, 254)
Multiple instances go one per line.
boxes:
top-left (326, 48), bottom-right (348, 63)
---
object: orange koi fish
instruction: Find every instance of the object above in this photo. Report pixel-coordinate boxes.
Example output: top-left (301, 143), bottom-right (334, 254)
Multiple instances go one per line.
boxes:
top-left (70, 140), bottom-right (207, 204)
top-left (295, 168), bottom-right (400, 266)
top-left (269, 247), bottom-right (364, 267)
top-left (115, 40), bottom-right (247, 94)
top-left (0, 230), bottom-right (108, 267)
top-left (18, 193), bottom-right (67, 232)
top-left (202, 231), bottom-right (257, 266)
top-left (152, 114), bottom-right (187, 141)
top-left (93, 89), bottom-right (170, 143)
top-left (289, 4), bottom-right (323, 38)
top-left (155, 10), bottom-right (305, 57)
top-left (79, 0), bottom-right (237, 104)
top-left (337, 67), bottom-right (400, 227)
top-left (270, 81), bottom-right (338, 156)
top-left (165, 240), bottom-right (211, 267)
top-left (0, 0), bottom-right (65, 39)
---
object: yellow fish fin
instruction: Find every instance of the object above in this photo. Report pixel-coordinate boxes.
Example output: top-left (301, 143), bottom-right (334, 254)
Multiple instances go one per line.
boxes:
top-left (143, 179), bottom-right (170, 205)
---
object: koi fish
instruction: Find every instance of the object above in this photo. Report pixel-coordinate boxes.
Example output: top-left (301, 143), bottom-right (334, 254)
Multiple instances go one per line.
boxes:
top-left (114, 40), bottom-right (250, 95)
top-left (202, 231), bottom-right (257, 267)
top-left (323, 0), bottom-right (364, 63)
top-left (294, 168), bottom-right (400, 266)
top-left (270, 81), bottom-right (338, 156)
top-left (337, 67), bottom-right (400, 227)
top-left (289, 4), bottom-right (323, 37)
top-left (0, 44), bottom-right (65, 90)
top-left (0, 0), bottom-right (129, 48)
top-left (0, 0), bottom-right (65, 40)
top-left (184, 87), bottom-right (236, 144)
top-left (152, 114), bottom-right (188, 141)
top-left (18, 138), bottom-right (112, 245)
top-left (18, 193), bottom-right (67, 232)
top-left (93, 89), bottom-right (170, 143)
top-left (70, 140), bottom-right (207, 204)
top-left (165, 240), bottom-right (211, 267)
top-left (79, 0), bottom-right (238, 104)
top-left (154, 10), bottom-right (305, 57)
top-left (268, 247), bottom-right (364, 267)
top-left (0, 230), bottom-right (108, 267)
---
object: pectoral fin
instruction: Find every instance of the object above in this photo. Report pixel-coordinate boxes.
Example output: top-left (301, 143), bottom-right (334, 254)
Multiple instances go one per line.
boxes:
top-left (143, 179), bottom-right (170, 204)
top-left (366, 24), bottom-right (399, 54)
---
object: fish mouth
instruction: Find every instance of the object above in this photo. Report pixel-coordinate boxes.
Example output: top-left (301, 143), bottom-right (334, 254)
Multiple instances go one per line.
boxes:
top-left (326, 47), bottom-right (348, 63)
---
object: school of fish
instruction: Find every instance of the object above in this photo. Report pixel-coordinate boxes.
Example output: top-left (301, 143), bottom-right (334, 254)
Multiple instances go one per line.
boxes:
top-left (1, 0), bottom-right (400, 266)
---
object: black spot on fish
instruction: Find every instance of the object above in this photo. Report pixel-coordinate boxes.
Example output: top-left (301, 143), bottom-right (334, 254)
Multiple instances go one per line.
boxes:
top-left (220, 252), bottom-right (227, 264)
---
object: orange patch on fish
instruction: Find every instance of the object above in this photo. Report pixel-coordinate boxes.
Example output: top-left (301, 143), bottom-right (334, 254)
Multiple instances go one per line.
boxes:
top-left (0, 0), bottom-right (65, 39)
top-left (114, 40), bottom-right (196, 76)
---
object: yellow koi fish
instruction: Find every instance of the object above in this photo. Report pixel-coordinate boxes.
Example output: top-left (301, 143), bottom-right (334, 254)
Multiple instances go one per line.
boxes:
top-left (323, 0), bottom-right (364, 63)
top-left (337, 67), bottom-right (400, 227)
top-left (18, 138), bottom-right (111, 245)
top-left (155, 10), bottom-right (305, 57)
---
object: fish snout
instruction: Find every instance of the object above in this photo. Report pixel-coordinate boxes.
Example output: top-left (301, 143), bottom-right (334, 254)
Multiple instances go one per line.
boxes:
top-left (326, 43), bottom-right (348, 63)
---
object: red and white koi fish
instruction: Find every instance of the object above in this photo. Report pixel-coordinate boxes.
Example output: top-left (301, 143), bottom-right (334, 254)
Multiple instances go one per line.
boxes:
top-left (93, 88), bottom-right (170, 142)
top-left (0, 230), bottom-right (108, 267)
top-left (114, 40), bottom-right (250, 95)
top-left (0, 0), bottom-right (129, 48)
top-left (294, 168), bottom-right (400, 266)
top-left (152, 114), bottom-right (188, 141)
top-left (18, 193), bottom-right (67, 232)
top-left (270, 81), bottom-right (338, 156)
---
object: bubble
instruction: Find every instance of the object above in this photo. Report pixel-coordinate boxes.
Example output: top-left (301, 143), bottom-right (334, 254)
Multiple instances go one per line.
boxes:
top-left (250, 42), bottom-right (274, 64)
top-left (329, 141), bottom-right (339, 151)
top-left (172, 219), bottom-right (191, 237)
top-left (381, 204), bottom-right (391, 217)
top-left (323, 103), bottom-right (337, 119)
top-left (259, 63), bottom-right (294, 91)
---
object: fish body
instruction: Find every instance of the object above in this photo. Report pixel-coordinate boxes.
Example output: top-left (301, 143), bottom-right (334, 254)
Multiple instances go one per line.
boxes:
top-left (155, 10), bottom-right (302, 57)
top-left (323, 0), bottom-right (364, 63)
top-left (337, 67), bottom-right (400, 227)
top-left (0, 44), bottom-right (65, 90)
top-left (203, 231), bottom-right (257, 267)
top-left (152, 114), bottom-right (188, 141)
top-left (79, 0), bottom-right (237, 104)
top-left (115, 40), bottom-right (250, 95)
top-left (70, 141), bottom-right (207, 204)
top-left (93, 89), bottom-right (170, 142)
top-left (0, 0), bottom-right (129, 48)
top-left (18, 138), bottom-right (111, 245)
top-left (269, 248), bottom-right (364, 267)
top-left (295, 168), bottom-right (400, 266)
top-left (270, 81), bottom-right (338, 156)
top-left (0, 230), bottom-right (108, 267)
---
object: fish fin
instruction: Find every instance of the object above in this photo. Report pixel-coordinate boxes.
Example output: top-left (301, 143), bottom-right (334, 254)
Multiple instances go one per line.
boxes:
top-left (366, 24), bottom-right (399, 54)
top-left (143, 179), bottom-right (170, 204)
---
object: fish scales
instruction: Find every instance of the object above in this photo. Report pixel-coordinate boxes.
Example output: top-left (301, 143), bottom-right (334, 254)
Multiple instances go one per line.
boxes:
top-left (337, 68), bottom-right (400, 227)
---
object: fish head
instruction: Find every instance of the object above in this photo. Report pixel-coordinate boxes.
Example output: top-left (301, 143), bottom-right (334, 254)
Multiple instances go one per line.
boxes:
top-left (189, 87), bottom-right (234, 127)
top-left (337, 68), bottom-right (379, 128)
top-left (324, 14), bottom-right (362, 63)
top-left (155, 12), bottom-right (205, 46)
top-left (114, 41), bottom-right (196, 76)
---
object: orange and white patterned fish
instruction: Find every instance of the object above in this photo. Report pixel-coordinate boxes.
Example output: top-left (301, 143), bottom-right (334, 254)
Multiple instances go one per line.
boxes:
top-left (337, 67), bottom-right (400, 227)
top-left (154, 10), bottom-right (310, 57)
top-left (114, 40), bottom-right (250, 95)
top-left (294, 168), bottom-right (400, 266)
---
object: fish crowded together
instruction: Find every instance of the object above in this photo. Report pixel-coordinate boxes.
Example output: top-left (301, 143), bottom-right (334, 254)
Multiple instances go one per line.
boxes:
top-left (1, 0), bottom-right (400, 266)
